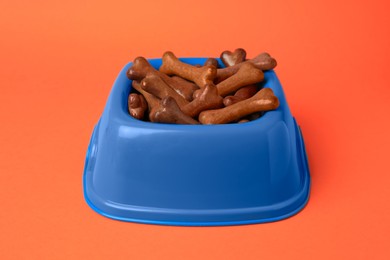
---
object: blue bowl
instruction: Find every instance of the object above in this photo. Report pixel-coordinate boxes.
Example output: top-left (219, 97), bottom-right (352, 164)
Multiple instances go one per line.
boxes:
top-left (83, 58), bottom-right (310, 226)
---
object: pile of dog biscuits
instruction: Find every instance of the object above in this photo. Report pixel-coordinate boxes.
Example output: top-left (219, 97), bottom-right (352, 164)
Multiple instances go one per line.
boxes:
top-left (126, 48), bottom-right (279, 124)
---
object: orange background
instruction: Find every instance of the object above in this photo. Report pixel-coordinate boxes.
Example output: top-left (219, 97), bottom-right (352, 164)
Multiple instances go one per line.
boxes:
top-left (1, 0), bottom-right (389, 259)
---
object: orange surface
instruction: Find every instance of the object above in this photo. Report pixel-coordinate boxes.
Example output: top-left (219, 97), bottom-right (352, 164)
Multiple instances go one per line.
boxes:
top-left (1, 0), bottom-right (390, 259)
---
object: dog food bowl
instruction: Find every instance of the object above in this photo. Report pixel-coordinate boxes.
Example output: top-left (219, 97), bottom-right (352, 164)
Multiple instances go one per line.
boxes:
top-left (83, 57), bottom-right (310, 226)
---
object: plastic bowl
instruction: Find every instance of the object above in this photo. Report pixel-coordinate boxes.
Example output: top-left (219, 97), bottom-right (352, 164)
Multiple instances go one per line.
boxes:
top-left (83, 58), bottom-right (310, 226)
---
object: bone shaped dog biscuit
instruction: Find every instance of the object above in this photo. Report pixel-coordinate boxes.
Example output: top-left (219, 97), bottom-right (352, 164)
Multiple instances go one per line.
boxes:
top-left (159, 51), bottom-right (217, 88)
top-left (223, 85), bottom-right (258, 106)
top-left (182, 83), bottom-right (223, 118)
top-left (131, 80), bottom-right (160, 118)
top-left (141, 73), bottom-right (189, 109)
top-left (199, 88), bottom-right (279, 124)
top-left (150, 96), bottom-right (199, 124)
top-left (127, 57), bottom-right (197, 101)
top-left (128, 93), bottom-right (148, 120)
top-left (220, 48), bottom-right (246, 67)
top-left (204, 58), bottom-right (219, 67)
top-left (217, 63), bottom-right (264, 97)
top-left (216, 52), bottom-right (277, 82)
top-left (169, 76), bottom-right (199, 101)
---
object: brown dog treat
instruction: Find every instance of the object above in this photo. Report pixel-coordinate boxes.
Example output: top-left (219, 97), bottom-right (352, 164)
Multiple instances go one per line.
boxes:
top-left (192, 88), bottom-right (202, 100)
top-left (234, 85), bottom-right (259, 99)
top-left (220, 48), bottom-right (246, 67)
top-left (127, 57), bottom-right (197, 101)
top-left (169, 76), bottom-right (199, 101)
top-left (127, 57), bottom-right (156, 80)
top-left (199, 88), bottom-right (279, 124)
top-left (131, 80), bottom-right (160, 113)
top-left (223, 85), bottom-right (258, 106)
top-left (204, 58), bottom-right (219, 68)
top-left (251, 52), bottom-right (277, 71)
top-left (150, 96), bottom-right (200, 124)
top-left (159, 51), bottom-right (216, 88)
top-left (128, 93), bottom-right (148, 120)
top-left (141, 73), bottom-right (189, 109)
top-left (217, 63), bottom-right (264, 97)
top-left (223, 96), bottom-right (243, 107)
top-left (196, 82), bottom-right (258, 102)
top-left (182, 83), bottom-right (223, 118)
top-left (162, 75), bottom-right (198, 101)
top-left (216, 52), bottom-right (277, 82)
